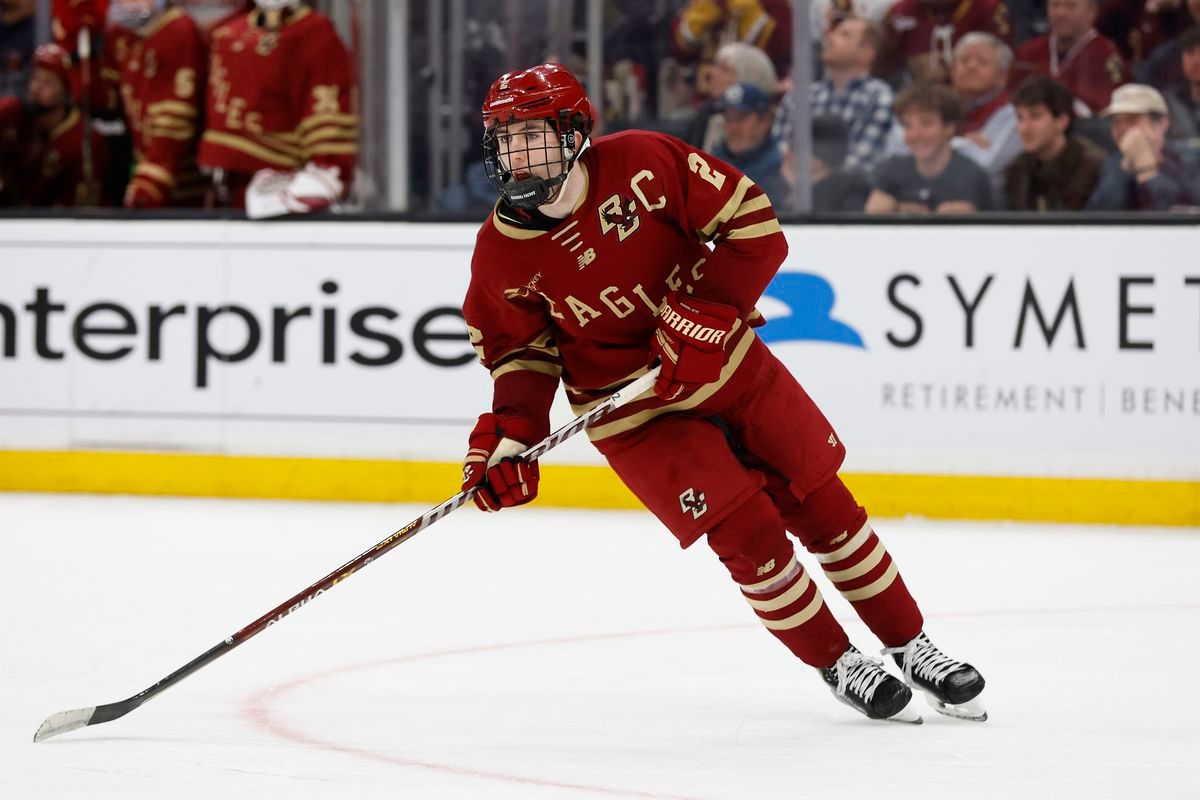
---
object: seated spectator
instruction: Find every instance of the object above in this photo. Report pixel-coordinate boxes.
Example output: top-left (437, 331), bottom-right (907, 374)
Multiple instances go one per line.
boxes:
top-left (880, 0), bottom-right (1012, 83)
top-left (711, 82), bottom-right (790, 209)
top-left (811, 114), bottom-right (872, 211)
top-left (1005, 75), bottom-right (1107, 209)
top-left (866, 81), bottom-right (996, 213)
top-left (1087, 83), bottom-right (1200, 209)
top-left (951, 32), bottom-right (1023, 186)
top-left (673, 0), bottom-right (793, 85)
top-left (0, 43), bottom-right (107, 206)
top-left (1098, 0), bottom-right (1193, 66)
top-left (811, 16), bottom-right (894, 174)
top-left (687, 41), bottom-right (778, 152)
top-left (1134, 0), bottom-right (1200, 91)
top-left (1165, 27), bottom-right (1200, 144)
top-left (0, 0), bottom-right (34, 98)
top-left (1010, 0), bottom-right (1131, 116)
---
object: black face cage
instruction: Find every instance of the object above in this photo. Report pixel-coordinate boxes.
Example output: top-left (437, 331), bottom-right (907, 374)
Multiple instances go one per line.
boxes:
top-left (482, 111), bottom-right (590, 209)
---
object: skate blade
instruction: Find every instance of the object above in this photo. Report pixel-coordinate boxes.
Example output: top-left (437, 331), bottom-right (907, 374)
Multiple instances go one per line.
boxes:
top-left (886, 701), bottom-right (924, 724)
top-left (926, 693), bottom-right (987, 722)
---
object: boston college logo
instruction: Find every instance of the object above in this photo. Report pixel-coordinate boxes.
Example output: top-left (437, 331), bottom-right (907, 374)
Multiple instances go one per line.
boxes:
top-left (678, 488), bottom-right (708, 519)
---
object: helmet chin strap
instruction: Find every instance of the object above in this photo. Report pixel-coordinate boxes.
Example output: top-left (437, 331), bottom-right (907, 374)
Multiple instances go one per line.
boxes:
top-left (502, 135), bottom-right (583, 209)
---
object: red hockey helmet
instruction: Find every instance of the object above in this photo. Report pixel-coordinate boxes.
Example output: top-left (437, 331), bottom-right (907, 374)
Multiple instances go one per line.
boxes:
top-left (31, 43), bottom-right (73, 89)
top-left (481, 63), bottom-right (595, 209)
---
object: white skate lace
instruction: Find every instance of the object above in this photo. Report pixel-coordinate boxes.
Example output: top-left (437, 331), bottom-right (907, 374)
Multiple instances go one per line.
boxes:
top-left (832, 650), bottom-right (889, 702)
top-left (883, 634), bottom-right (961, 687)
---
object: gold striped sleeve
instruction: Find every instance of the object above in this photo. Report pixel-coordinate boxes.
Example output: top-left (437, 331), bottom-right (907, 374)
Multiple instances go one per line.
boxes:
top-left (296, 113), bottom-right (358, 134)
top-left (129, 177), bottom-right (165, 202)
top-left (724, 219), bottom-right (782, 240)
top-left (201, 130), bottom-right (302, 168)
top-left (300, 125), bottom-right (359, 147)
top-left (306, 142), bottom-right (360, 157)
top-left (135, 161), bottom-right (175, 186)
top-left (699, 175), bottom-right (753, 239)
top-left (731, 193), bottom-right (772, 219)
top-left (490, 359), bottom-right (563, 380)
top-left (147, 100), bottom-right (198, 117)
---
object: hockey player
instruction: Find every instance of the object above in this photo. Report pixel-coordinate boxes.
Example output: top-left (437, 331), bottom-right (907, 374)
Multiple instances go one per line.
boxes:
top-left (197, 0), bottom-right (358, 216)
top-left (0, 42), bottom-right (107, 206)
top-left (109, 0), bottom-right (207, 207)
top-left (460, 63), bottom-right (987, 723)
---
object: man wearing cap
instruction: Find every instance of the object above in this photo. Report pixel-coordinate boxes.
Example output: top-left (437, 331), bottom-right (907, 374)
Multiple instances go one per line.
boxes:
top-left (1087, 82), bottom-right (1200, 210)
top-left (712, 81), bottom-right (791, 209)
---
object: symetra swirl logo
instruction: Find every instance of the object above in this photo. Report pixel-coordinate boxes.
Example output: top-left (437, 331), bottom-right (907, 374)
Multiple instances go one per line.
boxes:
top-left (758, 273), bottom-right (864, 348)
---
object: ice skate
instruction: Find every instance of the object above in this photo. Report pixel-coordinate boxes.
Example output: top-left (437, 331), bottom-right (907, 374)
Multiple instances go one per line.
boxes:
top-left (820, 646), bottom-right (922, 723)
top-left (883, 632), bottom-right (987, 721)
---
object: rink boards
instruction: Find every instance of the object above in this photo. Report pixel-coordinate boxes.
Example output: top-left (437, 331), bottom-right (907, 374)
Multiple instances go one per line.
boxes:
top-left (0, 219), bottom-right (1197, 525)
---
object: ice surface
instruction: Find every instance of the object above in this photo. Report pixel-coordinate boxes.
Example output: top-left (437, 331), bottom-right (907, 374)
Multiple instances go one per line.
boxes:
top-left (2, 493), bottom-right (1198, 799)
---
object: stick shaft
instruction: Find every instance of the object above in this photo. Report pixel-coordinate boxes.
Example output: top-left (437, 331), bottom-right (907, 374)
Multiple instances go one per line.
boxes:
top-left (36, 367), bottom-right (659, 739)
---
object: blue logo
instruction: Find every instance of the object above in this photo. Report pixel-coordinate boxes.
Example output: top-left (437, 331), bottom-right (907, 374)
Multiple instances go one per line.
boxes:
top-left (758, 272), bottom-right (864, 348)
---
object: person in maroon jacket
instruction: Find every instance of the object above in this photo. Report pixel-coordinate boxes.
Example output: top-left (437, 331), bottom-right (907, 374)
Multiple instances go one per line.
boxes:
top-left (880, 0), bottom-right (1012, 83)
top-left (460, 63), bottom-right (988, 725)
top-left (1009, 0), bottom-right (1132, 115)
top-left (0, 42), bottom-right (107, 206)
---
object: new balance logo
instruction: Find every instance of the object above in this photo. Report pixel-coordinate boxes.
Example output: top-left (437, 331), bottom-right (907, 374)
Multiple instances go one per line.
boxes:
top-left (756, 558), bottom-right (776, 577)
top-left (577, 248), bottom-right (597, 270)
top-left (678, 488), bottom-right (708, 519)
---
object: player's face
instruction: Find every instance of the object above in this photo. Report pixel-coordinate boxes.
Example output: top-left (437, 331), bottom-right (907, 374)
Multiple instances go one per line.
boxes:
top-left (721, 108), bottom-right (773, 155)
top-left (952, 43), bottom-right (1005, 97)
top-left (27, 67), bottom-right (67, 110)
top-left (1183, 45), bottom-right (1200, 84)
top-left (495, 119), bottom-right (562, 182)
top-left (1016, 104), bottom-right (1067, 157)
top-left (900, 109), bottom-right (955, 160)
top-left (1047, 0), bottom-right (1096, 40)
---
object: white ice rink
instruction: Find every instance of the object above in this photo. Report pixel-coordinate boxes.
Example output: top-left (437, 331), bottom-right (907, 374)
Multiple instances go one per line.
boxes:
top-left (2, 492), bottom-right (1198, 799)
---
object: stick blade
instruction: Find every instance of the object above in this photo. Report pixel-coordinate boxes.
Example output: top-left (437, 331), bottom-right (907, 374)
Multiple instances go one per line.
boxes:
top-left (34, 706), bottom-right (97, 742)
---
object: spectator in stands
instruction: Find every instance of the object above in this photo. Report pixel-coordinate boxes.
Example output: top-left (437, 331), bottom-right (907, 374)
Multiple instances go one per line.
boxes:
top-left (867, 81), bottom-right (995, 213)
top-left (1007, 0), bottom-right (1051, 46)
top-left (687, 41), bottom-right (778, 152)
top-left (1010, 0), bottom-right (1131, 115)
top-left (811, 16), bottom-right (893, 174)
top-left (1134, 0), bottom-right (1200, 92)
top-left (1004, 75), bottom-right (1106, 209)
top-left (1165, 26), bottom-right (1200, 144)
top-left (712, 81), bottom-right (790, 209)
top-left (1098, 0), bottom-right (1192, 67)
top-left (673, 0), bottom-right (793, 87)
top-left (0, 43), bottom-right (107, 206)
top-left (1087, 82), bottom-right (1200, 209)
top-left (951, 32), bottom-right (1023, 186)
top-left (0, 0), bottom-right (34, 98)
top-left (810, 113), bottom-right (872, 211)
top-left (880, 0), bottom-right (1012, 83)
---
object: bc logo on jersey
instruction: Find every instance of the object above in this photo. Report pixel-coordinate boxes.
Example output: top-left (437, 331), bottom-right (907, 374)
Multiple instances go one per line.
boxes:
top-left (758, 272), bottom-right (864, 349)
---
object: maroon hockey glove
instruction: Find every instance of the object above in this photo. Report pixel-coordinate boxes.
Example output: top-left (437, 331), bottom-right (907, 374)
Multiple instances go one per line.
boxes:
top-left (461, 413), bottom-right (541, 512)
top-left (649, 291), bottom-right (739, 401)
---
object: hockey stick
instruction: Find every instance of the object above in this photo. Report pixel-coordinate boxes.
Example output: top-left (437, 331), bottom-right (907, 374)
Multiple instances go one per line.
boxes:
top-left (34, 366), bottom-right (661, 742)
top-left (76, 27), bottom-right (95, 205)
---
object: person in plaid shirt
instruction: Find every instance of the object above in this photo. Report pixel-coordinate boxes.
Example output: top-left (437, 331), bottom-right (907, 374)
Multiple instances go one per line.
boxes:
top-left (811, 17), bottom-right (894, 173)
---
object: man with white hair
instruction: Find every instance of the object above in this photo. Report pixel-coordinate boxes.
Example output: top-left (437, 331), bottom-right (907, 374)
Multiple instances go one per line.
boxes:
top-left (689, 41), bottom-right (779, 152)
top-left (1087, 83), bottom-right (1200, 209)
top-left (951, 32), bottom-right (1023, 186)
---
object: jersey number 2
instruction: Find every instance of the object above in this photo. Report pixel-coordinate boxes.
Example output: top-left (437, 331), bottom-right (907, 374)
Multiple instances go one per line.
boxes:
top-left (687, 153), bottom-right (726, 190)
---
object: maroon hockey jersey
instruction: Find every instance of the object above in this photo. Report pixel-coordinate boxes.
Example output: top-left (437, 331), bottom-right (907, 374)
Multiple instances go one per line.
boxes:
top-left (464, 130), bottom-right (787, 445)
